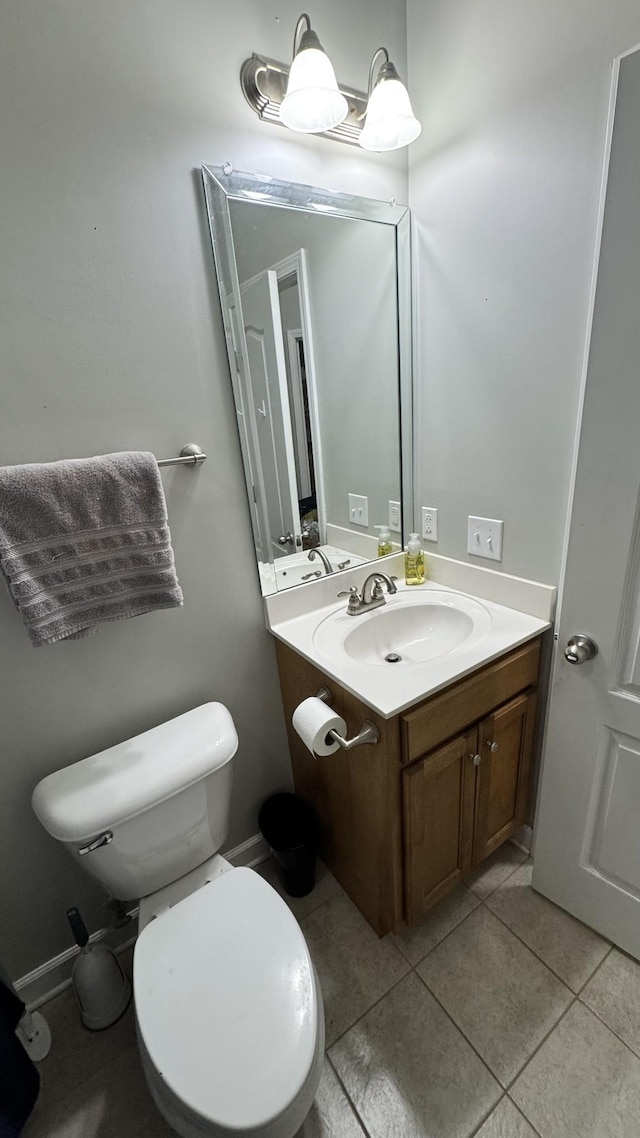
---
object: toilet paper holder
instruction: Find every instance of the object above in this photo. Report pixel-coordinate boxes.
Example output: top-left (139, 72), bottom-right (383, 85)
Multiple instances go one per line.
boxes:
top-left (315, 687), bottom-right (380, 750)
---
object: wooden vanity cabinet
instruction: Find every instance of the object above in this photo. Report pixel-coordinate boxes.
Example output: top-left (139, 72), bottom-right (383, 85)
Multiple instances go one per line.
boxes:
top-left (275, 635), bottom-right (542, 937)
top-left (402, 689), bottom-right (537, 925)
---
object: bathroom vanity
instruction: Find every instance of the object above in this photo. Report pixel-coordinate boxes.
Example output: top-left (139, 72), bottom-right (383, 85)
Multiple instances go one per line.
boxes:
top-left (269, 572), bottom-right (549, 937)
top-left (275, 637), bottom-right (541, 936)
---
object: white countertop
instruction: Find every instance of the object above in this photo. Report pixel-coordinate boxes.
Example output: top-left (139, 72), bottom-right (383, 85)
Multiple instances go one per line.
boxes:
top-left (268, 578), bottom-right (550, 719)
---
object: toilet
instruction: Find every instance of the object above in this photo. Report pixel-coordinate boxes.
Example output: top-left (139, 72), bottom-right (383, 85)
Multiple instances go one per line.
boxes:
top-left (32, 703), bottom-right (324, 1138)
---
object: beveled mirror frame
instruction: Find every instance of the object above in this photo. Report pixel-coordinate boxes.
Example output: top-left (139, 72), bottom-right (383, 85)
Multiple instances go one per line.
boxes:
top-left (201, 164), bottom-right (414, 594)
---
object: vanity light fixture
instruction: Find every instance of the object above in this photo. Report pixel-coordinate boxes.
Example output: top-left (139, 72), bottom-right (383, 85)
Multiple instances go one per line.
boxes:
top-left (240, 15), bottom-right (421, 150)
top-left (279, 14), bottom-right (348, 133)
top-left (359, 48), bottom-right (422, 152)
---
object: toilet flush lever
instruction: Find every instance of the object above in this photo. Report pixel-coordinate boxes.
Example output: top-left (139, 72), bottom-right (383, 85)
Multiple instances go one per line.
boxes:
top-left (78, 831), bottom-right (113, 856)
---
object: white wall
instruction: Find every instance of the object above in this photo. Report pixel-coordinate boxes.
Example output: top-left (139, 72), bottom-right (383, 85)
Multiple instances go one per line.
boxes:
top-left (407, 0), bottom-right (640, 585)
top-left (0, 0), bottom-right (407, 981)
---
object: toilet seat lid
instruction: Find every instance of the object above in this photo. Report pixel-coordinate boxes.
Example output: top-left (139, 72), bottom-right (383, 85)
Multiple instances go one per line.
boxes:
top-left (134, 867), bottom-right (318, 1131)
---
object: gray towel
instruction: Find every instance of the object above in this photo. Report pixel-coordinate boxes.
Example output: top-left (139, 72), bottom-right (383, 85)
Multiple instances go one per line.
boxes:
top-left (0, 451), bottom-right (183, 647)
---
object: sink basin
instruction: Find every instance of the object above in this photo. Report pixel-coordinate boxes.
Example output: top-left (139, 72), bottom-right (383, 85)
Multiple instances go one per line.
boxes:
top-left (313, 589), bottom-right (492, 667)
top-left (268, 572), bottom-right (551, 719)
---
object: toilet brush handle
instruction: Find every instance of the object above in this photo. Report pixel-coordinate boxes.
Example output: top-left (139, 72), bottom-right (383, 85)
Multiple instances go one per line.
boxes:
top-left (67, 906), bottom-right (89, 949)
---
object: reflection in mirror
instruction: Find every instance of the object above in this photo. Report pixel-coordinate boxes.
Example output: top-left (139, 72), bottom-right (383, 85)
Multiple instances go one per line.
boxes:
top-left (202, 167), bottom-right (412, 595)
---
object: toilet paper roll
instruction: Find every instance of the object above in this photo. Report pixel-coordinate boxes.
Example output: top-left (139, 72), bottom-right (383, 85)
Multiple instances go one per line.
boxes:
top-left (292, 697), bottom-right (347, 757)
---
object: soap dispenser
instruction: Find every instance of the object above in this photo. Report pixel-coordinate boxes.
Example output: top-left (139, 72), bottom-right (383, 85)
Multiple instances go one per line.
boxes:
top-left (374, 525), bottom-right (392, 556)
top-left (405, 532), bottom-right (425, 585)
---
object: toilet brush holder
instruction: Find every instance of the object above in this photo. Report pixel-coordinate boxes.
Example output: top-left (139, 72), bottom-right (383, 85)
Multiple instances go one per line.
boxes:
top-left (67, 907), bottom-right (132, 1031)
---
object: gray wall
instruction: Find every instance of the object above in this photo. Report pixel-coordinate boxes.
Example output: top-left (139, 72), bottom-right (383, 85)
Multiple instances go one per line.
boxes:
top-left (0, 0), bottom-right (407, 981)
top-left (407, 0), bottom-right (640, 585)
top-left (231, 203), bottom-right (401, 538)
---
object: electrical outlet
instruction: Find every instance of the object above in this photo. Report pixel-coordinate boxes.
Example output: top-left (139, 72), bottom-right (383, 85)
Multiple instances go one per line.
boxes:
top-left (421, 506), bottom-right (438, 543)
top-left (348, 493), bottom-right (369, 528)
top-left (467, 516), bottom-right (504, 562)
top-left (389, 500), bottom-right (401, 533)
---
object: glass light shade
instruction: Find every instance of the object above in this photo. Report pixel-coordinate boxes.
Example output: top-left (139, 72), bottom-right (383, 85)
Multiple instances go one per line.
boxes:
top-left (359, 77), bottom-right (422, 152)
top-left (280, 48), bottom-right (348, 133)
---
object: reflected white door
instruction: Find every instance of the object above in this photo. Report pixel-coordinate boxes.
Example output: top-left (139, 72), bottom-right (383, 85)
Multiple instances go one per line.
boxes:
top-left (533, 48), bottom-right (640, 959)
top-left (241, 271), bottom-right (300, 558)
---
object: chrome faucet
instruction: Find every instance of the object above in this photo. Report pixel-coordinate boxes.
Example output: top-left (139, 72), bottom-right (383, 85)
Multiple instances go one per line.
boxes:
top-left (307, 548), bottom-right (334, 575)
top-left (337, 572), bottom-right (398, 616)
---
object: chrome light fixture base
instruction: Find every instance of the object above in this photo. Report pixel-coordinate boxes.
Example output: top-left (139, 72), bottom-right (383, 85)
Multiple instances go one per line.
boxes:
top-left (240, 53), bottom-right (369, 146)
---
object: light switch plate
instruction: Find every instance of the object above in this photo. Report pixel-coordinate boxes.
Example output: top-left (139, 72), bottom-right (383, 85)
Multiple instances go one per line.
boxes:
top-left (348, 493), bottom-right (369, 528)
top-left (467, 516), bottom-right (504, 561)
top-left (421, 506), bottom-right (438, 543)
top-left (388, 500), bottom-right (401, 532)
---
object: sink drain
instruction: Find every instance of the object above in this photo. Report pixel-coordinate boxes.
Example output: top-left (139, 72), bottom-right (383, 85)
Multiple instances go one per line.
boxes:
top-left (384, 652), bottom-right (402, 663)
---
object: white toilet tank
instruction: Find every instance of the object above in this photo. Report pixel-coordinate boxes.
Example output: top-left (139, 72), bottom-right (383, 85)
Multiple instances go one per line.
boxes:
top-left (32, 703), bottom-right (238, 900)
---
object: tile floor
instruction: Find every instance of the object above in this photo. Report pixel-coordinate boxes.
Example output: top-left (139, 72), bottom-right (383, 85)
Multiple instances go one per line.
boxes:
top-left (22, 844), bottom-right (640, 1137)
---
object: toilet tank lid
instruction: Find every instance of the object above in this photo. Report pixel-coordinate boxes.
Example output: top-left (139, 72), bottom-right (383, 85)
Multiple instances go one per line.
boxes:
top-left (32, 703), bottom-right (238, 842)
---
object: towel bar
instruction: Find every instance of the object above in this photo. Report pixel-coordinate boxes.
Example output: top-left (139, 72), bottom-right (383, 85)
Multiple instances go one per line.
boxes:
top-left (157, 443), bottom-right (207, 468)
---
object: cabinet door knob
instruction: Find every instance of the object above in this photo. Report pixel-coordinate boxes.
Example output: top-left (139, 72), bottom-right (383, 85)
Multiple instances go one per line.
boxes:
top-left (485, 741), bottom-right (499, 753)
top-left (469, 753), bottom-right (482, 766)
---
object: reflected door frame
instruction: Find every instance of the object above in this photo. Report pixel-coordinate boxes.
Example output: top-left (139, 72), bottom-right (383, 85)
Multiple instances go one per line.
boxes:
top-left (240, 249), bottom-right (326, 544)
top-left (272, 249), bottom-right (326, 543)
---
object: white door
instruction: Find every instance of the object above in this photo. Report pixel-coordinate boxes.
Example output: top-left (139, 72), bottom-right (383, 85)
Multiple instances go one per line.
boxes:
top-left (533, 47), bottom-right (640, 959)
top-left (240, 272), bottom-right (301, 558)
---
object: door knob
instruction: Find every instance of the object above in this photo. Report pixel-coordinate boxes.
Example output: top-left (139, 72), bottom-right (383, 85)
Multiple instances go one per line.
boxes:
top-left (485, 741), bottom-right (499, 753)
top-left (565, 634), bottom-right (598, 665)
top-left (469, 753), bottom-right (482, 766)
top-left (278, 532), bottom-right (295, 546)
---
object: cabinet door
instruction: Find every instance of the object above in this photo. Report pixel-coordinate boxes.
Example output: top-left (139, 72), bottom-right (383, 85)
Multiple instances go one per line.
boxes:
top-left (403, 728), bottom-right (478, 924)
top-left (473, 690), bottom-right (537, 866)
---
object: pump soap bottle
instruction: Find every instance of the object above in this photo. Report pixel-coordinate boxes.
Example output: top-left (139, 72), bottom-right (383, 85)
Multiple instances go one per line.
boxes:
top-left (405, 532), bottom-right (425, 585)
top-left (375, 526), bottom-right (393, 556)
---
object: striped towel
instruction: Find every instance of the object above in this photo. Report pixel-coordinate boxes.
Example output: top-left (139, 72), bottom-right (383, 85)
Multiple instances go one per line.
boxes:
top-left (0, 451), bottom-right (183, 647)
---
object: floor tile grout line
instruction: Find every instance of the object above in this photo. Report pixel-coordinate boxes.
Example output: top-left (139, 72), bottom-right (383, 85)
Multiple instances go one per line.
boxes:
top-left (466, 1092), bottom-right (506, 1138)
top-left (465, 1091), bottom-right (543, 1138)
top-left (504, 995), bottom-right (579, 1097)
top-left (574, 942), bottom-right (614, 997)
top-left (329, 960), bottom-right (504, 1135)
top-left (466, 845), bottom-right (530, 903)
top-left (393, 892), bottom-right (481, 969)
top-left (499, 974), bottom-right (640, 1136)
top-left (414, 906), bottom-right (580, 1095)
top-left (325, 1051), bottom-right (374, 1138)
top-left (576, 997), bottom-right (640, 1064)
top-left (296, 889), bottom-right (342, 924)
top-left (505, 910), bottom-right (620, 1091)
top-left (576, 944), bottom-right (640, 1064)
top-left (503, 1093), bottom-right (544, 1138)
top-left (480, 896), bottom-right (610, 996)
top-left (403, 887), bottom-right (575, 1091)
top-left (412, 966), bottom-right (507, 1095)
top-left (325, 967), bottom-right (412, 1052)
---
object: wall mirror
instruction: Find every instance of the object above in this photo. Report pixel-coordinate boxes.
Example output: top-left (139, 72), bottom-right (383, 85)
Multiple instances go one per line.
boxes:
top-left (202, 165), bottom-right (413, 595)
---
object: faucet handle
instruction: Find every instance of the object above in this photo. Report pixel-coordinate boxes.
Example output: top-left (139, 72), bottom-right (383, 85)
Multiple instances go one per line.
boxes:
top-left (337, 585), bottom-right (362, 614)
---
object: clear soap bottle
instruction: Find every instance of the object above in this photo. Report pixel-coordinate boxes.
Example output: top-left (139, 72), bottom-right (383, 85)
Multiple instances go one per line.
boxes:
top-left (405, 532), bottom-right (425, 585)
top-left (375, 525), bottom-right (393, 556)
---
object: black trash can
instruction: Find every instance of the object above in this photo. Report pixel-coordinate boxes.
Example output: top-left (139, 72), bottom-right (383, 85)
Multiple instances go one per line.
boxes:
top-left (258, 793), bottom-right (318, 897)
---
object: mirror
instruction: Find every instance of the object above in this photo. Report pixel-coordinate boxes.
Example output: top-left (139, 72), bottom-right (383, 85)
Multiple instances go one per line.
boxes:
top-left (202, 166), bottom-right (413, 595)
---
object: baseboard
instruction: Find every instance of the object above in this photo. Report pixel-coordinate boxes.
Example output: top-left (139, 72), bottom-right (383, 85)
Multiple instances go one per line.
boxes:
top-left (14, 924), bottom-right (139, 1011)
top-left (15, 833), bottom-right (270, 1010)
top-left (223, 832), bottom-right (270, 869)
top-left (511, 824), bottom-right (533, 855)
